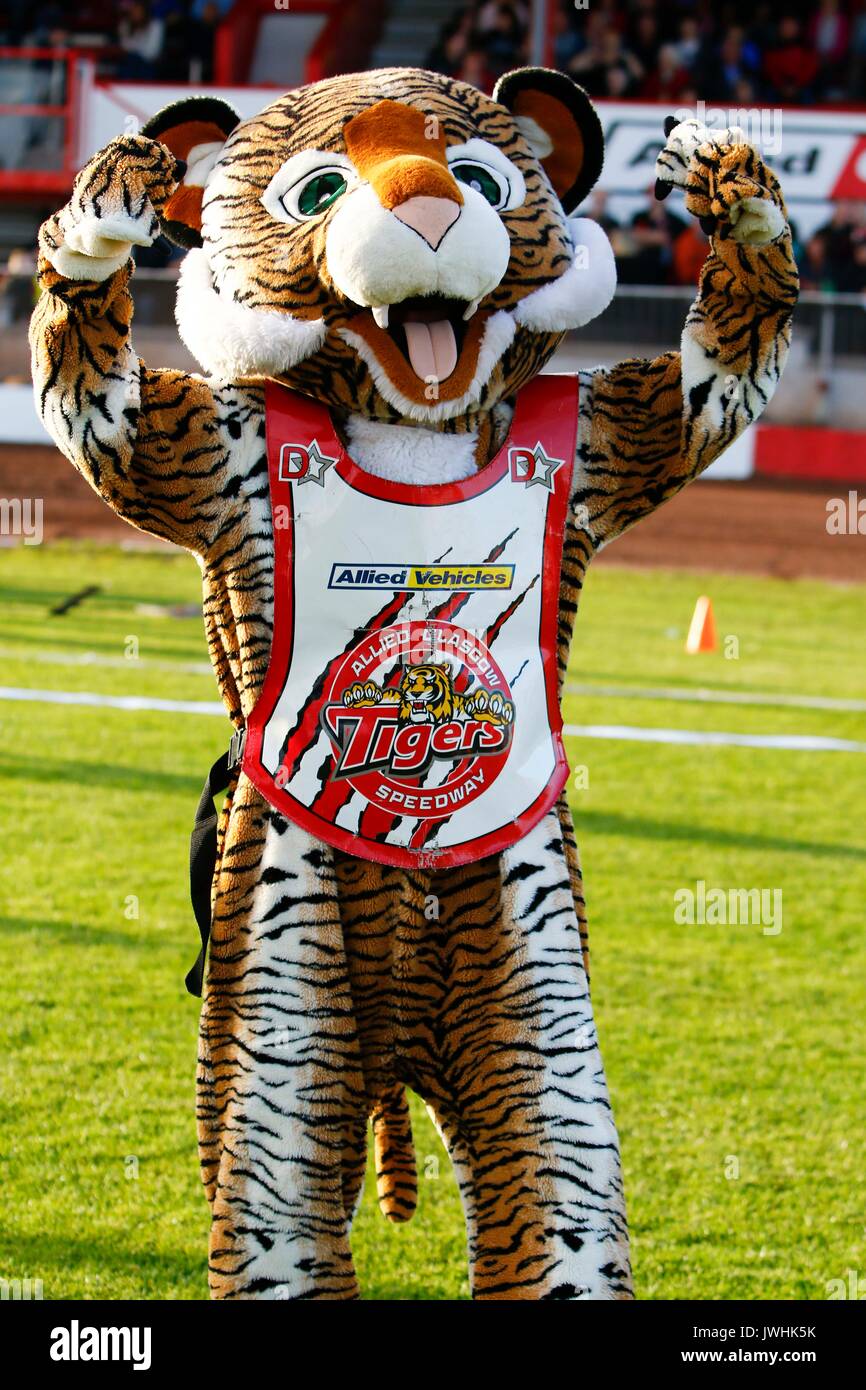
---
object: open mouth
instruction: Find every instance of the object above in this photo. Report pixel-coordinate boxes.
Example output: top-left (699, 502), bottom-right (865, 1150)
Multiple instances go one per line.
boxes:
top-left (340, 291), bottom-right (494, 408)
top-left (367, 295), bottom-right (480, 383)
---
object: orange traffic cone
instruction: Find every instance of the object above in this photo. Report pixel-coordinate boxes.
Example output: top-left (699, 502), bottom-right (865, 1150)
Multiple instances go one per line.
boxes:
top-left (685, 595), bottom-right (717, 653)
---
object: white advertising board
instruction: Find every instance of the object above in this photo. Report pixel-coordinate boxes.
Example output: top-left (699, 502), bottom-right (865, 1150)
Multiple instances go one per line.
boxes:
top-left (590, 100), bottom-right (866, 240)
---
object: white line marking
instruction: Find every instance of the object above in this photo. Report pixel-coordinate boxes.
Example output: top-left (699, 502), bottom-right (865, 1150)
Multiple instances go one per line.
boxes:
top-left (563, 724), bottom-right (866, 754)
top-left (566, 681), bottom-right (866, 714)
top-left (0, 686), bottom-right (225, 716)
top-left (5, 660), bottom-right (861, 714)
top-left (0, 646), bottom-right (212, 675)
top-left (1, 687), bottom-right (862, 753)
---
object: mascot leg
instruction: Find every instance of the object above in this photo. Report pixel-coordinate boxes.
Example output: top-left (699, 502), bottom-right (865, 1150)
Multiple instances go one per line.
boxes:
top-left (431, 810), bottom-right (632, 1300)
top-left (198, 784), bottom-right (367, 1299)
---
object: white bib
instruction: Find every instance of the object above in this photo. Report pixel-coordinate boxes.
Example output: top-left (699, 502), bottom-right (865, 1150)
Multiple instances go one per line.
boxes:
top-left (242, 375), bottom-right (578, 869)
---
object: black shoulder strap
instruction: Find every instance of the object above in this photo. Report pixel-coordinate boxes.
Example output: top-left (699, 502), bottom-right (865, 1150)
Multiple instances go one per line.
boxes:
top-left (186, 729), bottom-right (245, 997)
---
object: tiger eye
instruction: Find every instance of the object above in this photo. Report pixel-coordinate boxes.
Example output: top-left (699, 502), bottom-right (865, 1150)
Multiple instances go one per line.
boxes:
top-left (297, 171), bottom-right (348, 216)
top-left (453, 163), bottom-right (502, 206)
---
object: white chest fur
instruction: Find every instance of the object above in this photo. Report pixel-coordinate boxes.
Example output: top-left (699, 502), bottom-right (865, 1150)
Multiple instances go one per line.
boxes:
top-left (344, 414), bottom-right (478, 484)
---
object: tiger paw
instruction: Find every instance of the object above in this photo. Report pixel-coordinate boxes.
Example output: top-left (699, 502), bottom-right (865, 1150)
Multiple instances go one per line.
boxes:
top-left (468, 690), bottom-right (514, 725)
top-left (41, 135), bottom-right (185, 282)
top-left (654, 117), bottom-right (786, 247)
top-left (342, 681), bottom-right (382, 708)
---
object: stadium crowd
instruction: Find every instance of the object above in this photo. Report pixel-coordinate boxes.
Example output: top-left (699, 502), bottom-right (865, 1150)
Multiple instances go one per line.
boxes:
top-left (428, 0), bottom-right (866, 104)
top-left (580, 190), bottom-right (866, 292)
top-left (0, 1), bottom-right (230, 82)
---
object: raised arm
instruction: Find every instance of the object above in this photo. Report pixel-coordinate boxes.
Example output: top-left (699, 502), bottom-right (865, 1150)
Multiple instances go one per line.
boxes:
top-left (29, 135), bottom-right (238, 553)
top-left (575, 119), bottom-right (799, 546)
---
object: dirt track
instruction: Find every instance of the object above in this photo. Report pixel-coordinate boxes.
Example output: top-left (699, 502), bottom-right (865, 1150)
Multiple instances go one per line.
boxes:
top-left (2, 444), bottom-right (863, 582)
top-left (596, 477), bottom-right (865, 582)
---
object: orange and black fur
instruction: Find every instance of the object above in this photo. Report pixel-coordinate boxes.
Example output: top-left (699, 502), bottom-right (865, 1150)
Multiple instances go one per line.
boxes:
top-left (30, 68), bottom-right (797, 1299)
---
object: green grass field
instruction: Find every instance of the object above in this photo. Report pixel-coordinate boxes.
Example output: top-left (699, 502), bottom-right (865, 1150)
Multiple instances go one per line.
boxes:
top-left (1, 542), bottom-right (864, 1301)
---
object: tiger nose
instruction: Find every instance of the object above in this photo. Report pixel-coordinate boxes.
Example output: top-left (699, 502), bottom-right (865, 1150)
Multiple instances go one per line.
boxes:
top-left (392, 195), bottom-right (461, 250)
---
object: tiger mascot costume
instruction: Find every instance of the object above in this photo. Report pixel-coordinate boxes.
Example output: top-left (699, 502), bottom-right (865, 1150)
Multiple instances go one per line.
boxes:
top-left (30, 65), bottom-right (797, 1300)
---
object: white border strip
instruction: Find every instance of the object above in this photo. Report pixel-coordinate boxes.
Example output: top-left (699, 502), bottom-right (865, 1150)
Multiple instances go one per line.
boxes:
top-left (0, 686), bottom-right (225, 716)
top-left (563, 723), bottom-right (866, 754)
top-left (10, 658), bottom-right (863, 714)
top-left (567, 681), bottom-right (866, 714)
top-left (0, 646), bottom-right (213, 676)
top-left (1, 686), bottom-right (863, 753)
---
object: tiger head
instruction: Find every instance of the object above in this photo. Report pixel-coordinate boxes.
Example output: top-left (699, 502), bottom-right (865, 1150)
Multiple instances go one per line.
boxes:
top-left (398, 663), bottom-right (455, 725)
top-left (143, 67), bottom-right (614, 430)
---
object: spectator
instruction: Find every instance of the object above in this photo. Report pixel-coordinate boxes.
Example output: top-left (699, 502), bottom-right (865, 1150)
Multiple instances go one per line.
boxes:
top-left (847, 237), bottom-right (866, 294)
top-left (615, 190), bottom-right (684, 285)
top-left (551, 3), bottom-right (581, 70)
top-left (117, 1), bottom-right (164, 80)
top-left (852, 2), bottom-right (866, 101)
top-left (673, 15), bottom-right (702, 72)
top-left (764, 15), bottom-right (819, 104)
top-left (23, 0), bottom-right (866, 294)
top-left (731, 76), bottom-right (759, 107)
top-left (151, 1), bottom-right (192, 82)
top-left (427, 11), bottom-right (476, 77)
top-left (629, 11), bottom-right (660, 78)
top-left (569, 26), bottom-right (643, 98)
top-left (187, 0), bottom-right (231, 83)
top-left (800, 231), bottom-right (834, 292)
top-left (585, 188), bottom-right (619, 237)
top-left (0, 247), bottom-right (38, 327)
top-left (639, 43), bottom-right (691, 103)
top-left (692, 26), bottom-right (758, 104)
top-left (718, 29), bottom-right (759, 98)
top-left (21, 3), bottom-right (69, 46)
top-left (457, 45), bottom-right (493, 92)
top-left (809, 0), bottom-right (850, 100)
top-left (816, 202), bottom-right (866, 291)
top-left (672, 221), bottom-right (709, 287)
top-left (478, 2), bottom-right (526, 77)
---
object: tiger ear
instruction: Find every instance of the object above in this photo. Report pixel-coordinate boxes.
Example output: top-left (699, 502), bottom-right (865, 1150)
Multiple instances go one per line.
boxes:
top-left (493, 67), bottom-right (604, 214)
top-left (139, 95), bottom-right (241, 248)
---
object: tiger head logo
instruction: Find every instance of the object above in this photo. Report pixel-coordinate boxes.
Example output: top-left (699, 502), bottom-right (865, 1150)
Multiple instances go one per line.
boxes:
top-left (398, 663), bottom-right (455, 725)
top-left (342, 661), bottom-right (514, 728)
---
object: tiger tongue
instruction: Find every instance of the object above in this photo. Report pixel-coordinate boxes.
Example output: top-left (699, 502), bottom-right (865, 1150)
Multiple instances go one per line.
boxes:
top-left (402, 317), bottom-right (458, 382)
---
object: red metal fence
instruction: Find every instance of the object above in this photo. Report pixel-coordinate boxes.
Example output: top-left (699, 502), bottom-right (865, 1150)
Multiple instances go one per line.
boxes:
top-left (0, 47), bottom-right (83, 197)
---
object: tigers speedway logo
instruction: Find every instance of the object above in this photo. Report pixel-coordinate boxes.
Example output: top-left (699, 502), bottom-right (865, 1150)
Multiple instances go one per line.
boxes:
top-left (318, 620), bottom-right (514, 818)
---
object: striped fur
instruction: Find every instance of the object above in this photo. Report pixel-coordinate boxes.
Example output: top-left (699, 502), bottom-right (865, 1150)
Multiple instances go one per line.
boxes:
top-left (30, 69), bottom-right (797, 1299)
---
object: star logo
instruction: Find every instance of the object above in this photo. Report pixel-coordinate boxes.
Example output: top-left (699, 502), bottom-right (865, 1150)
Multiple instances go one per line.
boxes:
top-left (508, 441), bottom-right (564, 491)
top-left (278, 438), bottom-right (337, 486)
top-left (299, 440), bottom-right (337, 486)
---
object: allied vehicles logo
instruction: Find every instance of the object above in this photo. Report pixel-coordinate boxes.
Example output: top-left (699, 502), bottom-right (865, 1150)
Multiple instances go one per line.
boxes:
top-left (328, 563), bottom-right (514, 591)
